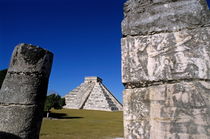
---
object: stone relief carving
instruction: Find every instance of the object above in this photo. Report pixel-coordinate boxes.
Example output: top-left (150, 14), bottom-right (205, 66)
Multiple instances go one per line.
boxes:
top-left (122, 27), bottom-right (210, 83)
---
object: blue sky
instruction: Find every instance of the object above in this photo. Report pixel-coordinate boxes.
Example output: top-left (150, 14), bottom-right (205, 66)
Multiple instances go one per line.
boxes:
top-left (0, 0), bottom-right (127, 102)
top-left (1, 0), bottom-right (210, 103)
top-left (207, 0), bottom-right (210, 8)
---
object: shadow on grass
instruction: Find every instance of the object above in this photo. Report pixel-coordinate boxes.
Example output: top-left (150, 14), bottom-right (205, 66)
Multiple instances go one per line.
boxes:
top-left (44, 112), bottom-right (83, 119)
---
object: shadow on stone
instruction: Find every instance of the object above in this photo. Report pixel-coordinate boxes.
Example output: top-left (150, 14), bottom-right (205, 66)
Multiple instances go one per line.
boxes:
top-left (0, 132), bottom-right (21, 139)
top-left (44, 112), bottom-right (83, 119)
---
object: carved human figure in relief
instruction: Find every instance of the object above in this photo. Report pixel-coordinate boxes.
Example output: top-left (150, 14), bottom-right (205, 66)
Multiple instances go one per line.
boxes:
top-left (132, 31), bottom-right (210, 80)
top-left (163, 57), bottom-right (174, 79)
top-left (173, 32), bottom-right (209, 78)
top-left (135, 35), bottom-right (172, 80)
top-left (191, 46), bottom-right (209, 78)
top-left (173, 33), bottom-right (192, 74)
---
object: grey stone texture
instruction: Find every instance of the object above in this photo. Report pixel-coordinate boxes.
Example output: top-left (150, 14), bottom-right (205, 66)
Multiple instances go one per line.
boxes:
top-left (122, 27), bottom-right (210, 84)
top-left (64, 77), bottom-right (123, 111)
top-left (124, 81), bottom-right (210, 139)
top-left (0, 44), bottom-right (53, 139)
top-left (122, 0), bottom-right (210, 36)
top-left (122, 0), bottom-right (210, 138)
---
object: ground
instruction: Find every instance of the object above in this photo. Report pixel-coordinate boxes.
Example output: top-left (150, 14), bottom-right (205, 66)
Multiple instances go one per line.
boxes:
top-left (40, 109), bottom-right (123, 139)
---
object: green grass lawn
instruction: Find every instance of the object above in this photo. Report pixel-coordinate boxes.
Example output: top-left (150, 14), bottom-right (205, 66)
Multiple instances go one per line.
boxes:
top-left (40, 109), bottom-right (123, 139)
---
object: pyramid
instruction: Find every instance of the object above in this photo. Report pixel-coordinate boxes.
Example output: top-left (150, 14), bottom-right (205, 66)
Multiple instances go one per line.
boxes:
top-left (64, 77), bottom-right (123, 111)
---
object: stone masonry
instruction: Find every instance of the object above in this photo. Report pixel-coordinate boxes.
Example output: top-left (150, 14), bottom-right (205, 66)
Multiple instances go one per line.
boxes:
top-left (0, 44), bottom-right (53, 139)
top-left (122, 0), bottom-right (210, 139)
top-left (64, 77), bottom-right (123, 111)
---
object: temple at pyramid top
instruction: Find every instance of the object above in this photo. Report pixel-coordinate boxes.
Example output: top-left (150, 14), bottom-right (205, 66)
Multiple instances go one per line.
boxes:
top-left (64, 77), bottom-right (123, 111)
top-left (84, 76), bottom-right (102, 83)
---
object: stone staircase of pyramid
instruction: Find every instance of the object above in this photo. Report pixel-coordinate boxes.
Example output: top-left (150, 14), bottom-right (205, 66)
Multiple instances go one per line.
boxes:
top-left (64, 83), bottom-right (84, 109)
top-left (64, 82), bottom-right (95, 109)
top-left (77, 82), bottom-right (95, 109)
top-left (100, 84), bottom-right (122, 111)
top-left (83, 83), bottom-right (111, 111)
top-left (64, 77), bottom-right (123, 111)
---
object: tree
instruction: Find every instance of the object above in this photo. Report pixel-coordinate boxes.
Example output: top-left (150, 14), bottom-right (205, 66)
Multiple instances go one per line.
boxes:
top-left (44, 94), bottom-right (65, 118)
top-left (0, 69), bottom-right (7, 89)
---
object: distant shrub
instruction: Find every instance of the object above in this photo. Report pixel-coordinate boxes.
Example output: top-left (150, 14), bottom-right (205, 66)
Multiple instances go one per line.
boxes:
top-left (44, 94), bottom-right (65, 118)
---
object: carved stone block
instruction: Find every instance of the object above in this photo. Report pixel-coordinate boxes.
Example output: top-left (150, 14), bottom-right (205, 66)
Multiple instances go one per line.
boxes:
top-left (122, 27), bottom-right (210, 84)
top-left (122, 0), bottom-right (210, 36)
top-left (123, 81), bottom-right (210, 139)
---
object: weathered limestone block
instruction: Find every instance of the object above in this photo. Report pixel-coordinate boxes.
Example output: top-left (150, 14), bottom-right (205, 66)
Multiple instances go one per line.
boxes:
top-left (0, 106), bottom-right (40, 137)
top-left (124, 81), bottom-right (210, 139)
top-left (122, 27), bottom-right (210, 84)
top-left (122, 0), bottom-right (210, 138)
top-left (122, 0), bottom-right (210, 36)
top-left (0, 44), bottom-right (53, 139)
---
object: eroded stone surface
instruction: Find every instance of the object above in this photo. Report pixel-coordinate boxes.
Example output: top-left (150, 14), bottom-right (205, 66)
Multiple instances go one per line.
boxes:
top-left (0, 105), bottom-right (42, 139)
top-left (8, 43), bottom-right (53, 77)
top-left (0, 44), bottom-right (53, 139)
top-left (122, 27), bottom-right (210, 84)
top-left (0, 72), bottom-right (48, 105)
top-left (122, 0), bottom-right (210, 36)
top-left (122, 0), bottom-right (210, 138)
top-left (123, 81), bottom-right (210, 139)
